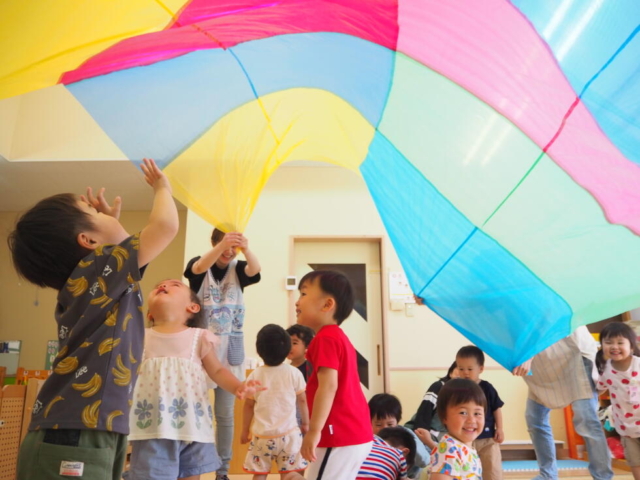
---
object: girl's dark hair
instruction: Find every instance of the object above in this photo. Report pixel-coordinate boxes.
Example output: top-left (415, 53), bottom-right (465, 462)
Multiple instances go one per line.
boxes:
top-left (436, 378), bottom-right (487, 424)
top-left (211, 228), bottom-right (225, 245)
top-left (595, 349), bottom-right (606, 375)
top-left (298, 270), bottom-right (354, 324)
top-left (600, 322), bottom-right (640, 356)
top-left (368, 393), bottom-right (402, 422)
top-left (440, 360), bottom-right (457, 382)
top-left (256, 324), bottom-right (291, 366)
top-left (8, 194), bottom-right (94, 290)
top-left (185, 290), bottom-right (206, 329)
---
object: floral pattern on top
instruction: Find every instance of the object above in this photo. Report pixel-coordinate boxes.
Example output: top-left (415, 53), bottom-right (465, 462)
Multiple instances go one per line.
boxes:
top-left (430, 434), bottom-right (482, 479)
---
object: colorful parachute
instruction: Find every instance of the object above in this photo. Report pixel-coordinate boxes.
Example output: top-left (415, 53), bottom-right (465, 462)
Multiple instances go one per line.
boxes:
top-left (1, 1), bottom-right (639, 369)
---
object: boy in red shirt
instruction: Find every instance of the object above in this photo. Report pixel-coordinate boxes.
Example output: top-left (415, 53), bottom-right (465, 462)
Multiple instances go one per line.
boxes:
top-left (296, 270), bottom-right (373, 479)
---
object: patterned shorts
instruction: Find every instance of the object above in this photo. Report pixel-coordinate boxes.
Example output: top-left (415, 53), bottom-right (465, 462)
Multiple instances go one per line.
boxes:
top-left (243, 429), bottom-right (308, 474)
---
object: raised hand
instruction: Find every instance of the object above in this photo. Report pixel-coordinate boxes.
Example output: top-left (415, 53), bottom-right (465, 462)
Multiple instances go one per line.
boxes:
top-left (219, 232), bottom-right (243, 250)
top-left (81, 187), bottom-right (122, 219)
top-left (140, 158), bottom-right (172, 194)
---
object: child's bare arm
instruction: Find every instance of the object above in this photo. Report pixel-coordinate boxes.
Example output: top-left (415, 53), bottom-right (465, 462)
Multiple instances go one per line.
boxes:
top-left (241, 398), bottom-right (255, 444)
top-left (414, 427), bottom-right (437, 450)
top-left (301, 367), bottom-right (338, 462)
top-left (202, 350), bottom-right (265, 400)
top-left (202, 350), bottom-right (243, 393)
top-left (189, 232), bottom-right (243, 274)
top-left (296, 391), bottom-right (309, 433)
top-left (137, 158), bottom-right (179, 268)
top-left (238, 234), bottom-right (261, 277)
top-left (494, 407), bottom-right (504, 443)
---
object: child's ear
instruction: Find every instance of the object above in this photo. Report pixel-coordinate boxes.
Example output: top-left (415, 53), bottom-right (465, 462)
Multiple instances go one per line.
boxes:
top-left (322, 296), bottom-right (336, 312)
top-left (187, 303), bottom-right (201, 314)
top-left (77, 232), bottom-right (99, 250)
top-left (400, 446), bottom-right (410, 459)
top-left (479, 365), bottom-right (485, 374)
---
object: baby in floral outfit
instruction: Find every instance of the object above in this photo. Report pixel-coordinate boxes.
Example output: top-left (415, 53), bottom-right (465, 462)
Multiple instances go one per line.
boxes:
top-left (126, 279), bottom-right (262, 480)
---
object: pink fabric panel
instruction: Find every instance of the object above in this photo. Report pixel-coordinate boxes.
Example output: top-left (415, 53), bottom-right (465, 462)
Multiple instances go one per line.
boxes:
top-left (546, 101), bottom-right (640, 229)
top-left (61, 0), bottom-right (397, 84)
top-left (398, 0), bottom-right (640, 234)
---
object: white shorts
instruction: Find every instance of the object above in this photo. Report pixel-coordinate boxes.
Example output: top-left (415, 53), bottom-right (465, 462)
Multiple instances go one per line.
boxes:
top-left (243, 429), bottom-right (308, 474)
top-left (306, 441), bottom-right (373, 480)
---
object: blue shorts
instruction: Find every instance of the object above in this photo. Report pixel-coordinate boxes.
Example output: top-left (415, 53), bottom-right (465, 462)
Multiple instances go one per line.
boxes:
top-left (126, 439), bottom-right (221, 480)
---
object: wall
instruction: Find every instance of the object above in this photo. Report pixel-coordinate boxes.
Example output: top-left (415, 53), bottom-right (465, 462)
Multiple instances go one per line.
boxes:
top-left (0, 210), bottom-right (187, 370)
top-left (184, 165), bottom-right (566, 443)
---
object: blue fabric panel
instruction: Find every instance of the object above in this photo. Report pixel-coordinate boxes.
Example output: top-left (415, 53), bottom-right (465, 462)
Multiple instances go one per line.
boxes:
top-left (360, 132), bottom-right (572, 368)
top-left (230, 33), bottom-right (394, 127)
top-left (67, 49), bottom-right (256, 168)
top-left (512, 0), bottom-right (640, 164)
top-left (67, 33), bottom-right (392, 167)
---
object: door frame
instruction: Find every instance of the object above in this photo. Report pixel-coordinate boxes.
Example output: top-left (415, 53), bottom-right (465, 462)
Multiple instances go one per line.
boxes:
top-left (288, 235), bottom-right (390, 392)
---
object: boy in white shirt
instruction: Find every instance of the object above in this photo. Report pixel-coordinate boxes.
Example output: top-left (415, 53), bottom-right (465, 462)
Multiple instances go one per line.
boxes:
top-left (241, 324), bottom-right (309, 479)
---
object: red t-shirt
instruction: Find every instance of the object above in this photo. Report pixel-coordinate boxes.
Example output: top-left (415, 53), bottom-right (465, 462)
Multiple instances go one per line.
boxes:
top-left (306, 324), bottom-right (373, 447)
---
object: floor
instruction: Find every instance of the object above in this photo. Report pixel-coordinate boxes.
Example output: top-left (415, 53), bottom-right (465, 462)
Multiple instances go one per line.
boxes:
top-left (202, 472), bottom-right (635, 479)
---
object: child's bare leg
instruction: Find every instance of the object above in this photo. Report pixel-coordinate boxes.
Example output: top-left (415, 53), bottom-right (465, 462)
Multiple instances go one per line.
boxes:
top-left (281, 472), bottom-right (305, 480)
top-left (253, 474), bottom-right (268, 480)
top-left (631, 465), bottom-right (640, 480)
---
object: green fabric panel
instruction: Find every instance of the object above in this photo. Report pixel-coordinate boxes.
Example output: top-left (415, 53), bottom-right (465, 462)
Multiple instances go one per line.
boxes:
top-left (378, 52), bottom-right (640, 326)
top-left (379, 53), bottom-right (542, 226)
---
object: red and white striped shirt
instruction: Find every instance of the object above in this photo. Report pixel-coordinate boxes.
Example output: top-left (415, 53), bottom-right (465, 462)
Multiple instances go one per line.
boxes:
top-left (357, 435), bottom-right (408, 480)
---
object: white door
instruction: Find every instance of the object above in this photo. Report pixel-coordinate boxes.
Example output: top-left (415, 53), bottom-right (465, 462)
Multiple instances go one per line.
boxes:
top-left (292, 239), bottom-right (385, 397)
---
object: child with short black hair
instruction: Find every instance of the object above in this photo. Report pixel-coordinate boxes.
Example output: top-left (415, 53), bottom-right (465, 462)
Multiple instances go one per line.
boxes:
top-left (241, 324), bottom-right (309, 480)
top-left (296, 270), bottom-right (373, 479)
top-left (456, 345), bottom-right (504, 480)
top-left (364, 394), bottom-right (428, 479)
top-left (431, 379), bottom-right (486, 479)
top-left (12, 159), bottom-right (179, 480)
top-left (286, 324), bottom-right (315, 381)
top-left (357, 426), bottom-right (416, 480)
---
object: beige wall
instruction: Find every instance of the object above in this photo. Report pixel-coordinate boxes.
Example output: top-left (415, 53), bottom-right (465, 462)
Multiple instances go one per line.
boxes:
top-left (183, 165), bottom-right (568, 444)
top-left (0, 210), bottom-right (187, 370)
top-left (0, 165), bottom-right (568, 444)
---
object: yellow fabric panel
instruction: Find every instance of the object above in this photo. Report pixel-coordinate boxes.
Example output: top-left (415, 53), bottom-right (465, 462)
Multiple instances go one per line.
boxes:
top-left (165, 88), bottom-right (375, 231)
top-left (0, 0), bottom-right (187, 100)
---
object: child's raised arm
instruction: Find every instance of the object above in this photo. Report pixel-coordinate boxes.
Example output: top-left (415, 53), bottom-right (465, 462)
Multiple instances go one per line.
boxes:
top-left (189, 232), bottom-right (242, 275)
top-left (138, 158), bottom-right (179, 268)
top-left (238, 234), bottom-right (261, 277)
top-left (301, 367), bottom-right (338, 462)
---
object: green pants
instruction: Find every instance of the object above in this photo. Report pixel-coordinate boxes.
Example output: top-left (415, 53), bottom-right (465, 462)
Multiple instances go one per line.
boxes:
top-left (17, 429), bottom-right (128, 480)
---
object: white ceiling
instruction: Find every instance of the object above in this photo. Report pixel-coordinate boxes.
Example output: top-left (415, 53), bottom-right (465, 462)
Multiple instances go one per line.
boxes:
top-left (0, 157), bottom-right (163, 212)
top-left (0, 157), bottom-right (329, 212)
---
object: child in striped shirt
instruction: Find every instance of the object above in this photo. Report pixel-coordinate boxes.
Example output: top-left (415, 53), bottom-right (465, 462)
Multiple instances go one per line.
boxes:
top-left (357, 427), bottom-right (416, 480)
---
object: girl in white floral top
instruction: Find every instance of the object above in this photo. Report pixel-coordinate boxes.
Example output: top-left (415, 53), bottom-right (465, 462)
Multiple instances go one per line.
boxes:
top-left (597, 321), bottom-right (640, 480)
top-left (127, 279), bottom-right (263, 480)
top-left (430, 379), bottom-right (485, 480)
